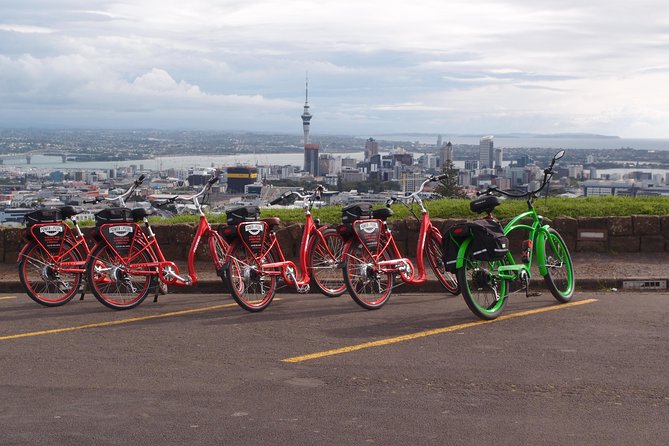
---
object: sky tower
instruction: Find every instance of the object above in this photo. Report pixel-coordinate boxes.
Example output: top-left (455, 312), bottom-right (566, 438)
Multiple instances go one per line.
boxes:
top-left (301, 74), bottom-right (312, 145)
top-left (302, 74), bottom-right (319, 176)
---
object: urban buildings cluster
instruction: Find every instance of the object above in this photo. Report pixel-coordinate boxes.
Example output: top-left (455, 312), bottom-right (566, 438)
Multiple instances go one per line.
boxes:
top-left (2, 81), bottom-right (669, 224)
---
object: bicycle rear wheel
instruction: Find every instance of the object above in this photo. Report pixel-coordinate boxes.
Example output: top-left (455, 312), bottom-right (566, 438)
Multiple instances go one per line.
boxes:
top-left (343, 241), bottom-right (394, 310)
top-left (87, 244), bottom-right (153, 310)
top-left (457, 243), bottom-right (509, 320)
top-left (426, 230), bottom-right (460, 295)
top-left (309, 228), bottom-right (346, 297)
top-left (226, 242), bottom-right (277, 312)
top-left (542, 228), bottom-right (575, 303)
top-left (18, 241), bottom-right (82, 307)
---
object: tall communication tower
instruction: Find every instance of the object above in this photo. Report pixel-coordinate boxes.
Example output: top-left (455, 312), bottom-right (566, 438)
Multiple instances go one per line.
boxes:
top-left (301, 74), bottom-right (312, 145)
top-left (302, 74), bottom-right (319, 176)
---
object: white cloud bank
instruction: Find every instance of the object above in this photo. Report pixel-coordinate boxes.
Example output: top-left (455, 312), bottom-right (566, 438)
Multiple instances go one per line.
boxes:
top-left (0, 0), bottom-right (668, 137)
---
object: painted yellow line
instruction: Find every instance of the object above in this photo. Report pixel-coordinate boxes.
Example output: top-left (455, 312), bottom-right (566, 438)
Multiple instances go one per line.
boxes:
top-left (0, 296), bottom-right (17, 300)
top-left (282, 298), bottom-right (598, 363)
top-left (0, 301), bottom-right (243, 342)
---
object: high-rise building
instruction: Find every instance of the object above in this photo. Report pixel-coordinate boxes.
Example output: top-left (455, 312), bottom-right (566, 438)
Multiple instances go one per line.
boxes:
top-left (494, 147), bottom-right (503, 169)
top-left (479, 136), bottom-right (494, 168)
top-left (301, 75), bottom-right (319, 176)
top-left (440, 141), bottom-right (453, 167)
top-left (364, 138), bottom-right (379, 161)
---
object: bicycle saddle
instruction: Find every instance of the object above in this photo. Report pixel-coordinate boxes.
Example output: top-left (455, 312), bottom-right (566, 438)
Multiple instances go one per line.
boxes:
top-left (372, 207), bottom-right (394, 221)
top-left (470, 195), bottom-right (502, 214)
top-left (59, 205), bottom-right (81, 219)
top-left (131, 207), bottom-right (153, 221)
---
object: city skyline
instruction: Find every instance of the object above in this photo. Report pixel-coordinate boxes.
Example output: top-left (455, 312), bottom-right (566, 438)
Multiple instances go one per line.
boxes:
top-left (1, 1), bottom-right (668, 138)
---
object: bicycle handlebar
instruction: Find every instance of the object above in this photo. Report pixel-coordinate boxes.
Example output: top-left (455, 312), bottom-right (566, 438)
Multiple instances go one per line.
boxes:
top-left (269, 185), bottom-right (326, 207)
top-left (477, 150), bottom-right (565, 199)
top-left (171, 176), bottom-right (219, 203)
top-left (82, 175), bottom-right (145, 205)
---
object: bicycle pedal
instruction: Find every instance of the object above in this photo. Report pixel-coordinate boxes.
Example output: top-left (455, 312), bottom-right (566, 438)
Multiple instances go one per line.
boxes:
top-left (297, 284), bottom-right (310, 294)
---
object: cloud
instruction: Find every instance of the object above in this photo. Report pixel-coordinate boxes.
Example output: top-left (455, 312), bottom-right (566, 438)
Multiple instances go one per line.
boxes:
top-left (0, 0), bottom-right (667, 137)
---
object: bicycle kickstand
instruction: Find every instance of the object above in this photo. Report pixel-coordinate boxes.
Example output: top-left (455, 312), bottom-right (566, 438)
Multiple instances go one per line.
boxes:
top-left (520, 270), bottom-right (542, 298)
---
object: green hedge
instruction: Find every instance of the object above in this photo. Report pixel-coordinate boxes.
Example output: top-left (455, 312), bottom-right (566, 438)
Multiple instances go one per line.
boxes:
top-left (148, 196), bottom-right (669, 226)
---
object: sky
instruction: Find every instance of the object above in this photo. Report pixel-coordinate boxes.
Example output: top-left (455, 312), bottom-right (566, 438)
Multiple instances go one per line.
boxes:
top-left (0, 0), bottom-right (668, 138)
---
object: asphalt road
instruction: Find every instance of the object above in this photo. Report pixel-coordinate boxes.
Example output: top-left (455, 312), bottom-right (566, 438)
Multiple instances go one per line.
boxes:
top-left (1, 288), bottom-right (667, 445)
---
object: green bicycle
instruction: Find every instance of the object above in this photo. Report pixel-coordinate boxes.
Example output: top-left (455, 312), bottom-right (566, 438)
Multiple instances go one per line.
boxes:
top-left (450, 150), bottom-right (574, 320)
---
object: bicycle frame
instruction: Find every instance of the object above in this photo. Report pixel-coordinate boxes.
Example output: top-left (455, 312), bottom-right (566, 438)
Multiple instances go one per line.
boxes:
top-left (351, 211), bottom-right (440, 285)
top-left (346, 175), bottom-right (446, 286)
top-left (229, 189), bottom-right (338, 293)
top-left (92, 177), bottom-right (228, 287)
top-left (453, 208), bottom-right (553, 282)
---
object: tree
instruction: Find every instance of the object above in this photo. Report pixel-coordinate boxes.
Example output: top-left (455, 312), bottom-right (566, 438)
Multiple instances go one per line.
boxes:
top-left (434, 159), bottom-right (466, 198)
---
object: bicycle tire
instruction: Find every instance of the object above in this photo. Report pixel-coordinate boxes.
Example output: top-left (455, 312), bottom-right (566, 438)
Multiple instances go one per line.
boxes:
top-left (343, 240), bottom-right (394, 310)
top-left (457, 242), bottom-right (509, 320)
top-left (18, 241), bottom-right (82, 307)
top-left (542, 228), bottom-right (575, 303)
top-left (226, 242), bottom-right (277, 312)
top-left (426, 230), bottom-right (460, 295)
top-left (86, 243), bottom-right (153, 310)
top-left (308, 228), bottom-right (346, 297)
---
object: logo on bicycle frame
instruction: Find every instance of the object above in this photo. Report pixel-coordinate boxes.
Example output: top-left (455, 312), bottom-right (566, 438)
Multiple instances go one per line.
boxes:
top-left (245, 223), bottom-right (264, 236)
top-left (108, 225), bottom-right (134, 237)
top-left (359, 221), bottom-right (379, 234)
top-left (39, 225), bottom-right (64, 237)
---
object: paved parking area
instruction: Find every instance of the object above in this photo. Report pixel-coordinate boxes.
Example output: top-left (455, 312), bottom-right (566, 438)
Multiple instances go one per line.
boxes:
top-left (1, 289), bottom-right (668, 445)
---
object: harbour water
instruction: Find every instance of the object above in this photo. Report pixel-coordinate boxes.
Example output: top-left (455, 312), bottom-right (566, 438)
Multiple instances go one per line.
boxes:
top-left (2, 135), bottom-right (669, 173)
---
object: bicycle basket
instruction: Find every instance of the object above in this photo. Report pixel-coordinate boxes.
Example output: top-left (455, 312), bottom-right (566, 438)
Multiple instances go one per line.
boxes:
top-left (226, 205), bottom-right (260, 225)
top-left (94, 207), bottom-right (134, 226)
top-left (24, 209), bottom-right (62, 227)
top-left (342, 203), bottom-right (373, 225)
top-left (469, 219), bottom-right (509, 261)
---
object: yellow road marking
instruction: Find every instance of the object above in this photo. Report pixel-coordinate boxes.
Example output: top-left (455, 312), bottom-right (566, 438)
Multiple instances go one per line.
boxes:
top-left (282, 299), bottom-right (598, 363)
top-left (0, 296), bottom-right (17, 300)
top-left (0, 301), bottom-right (245, 342)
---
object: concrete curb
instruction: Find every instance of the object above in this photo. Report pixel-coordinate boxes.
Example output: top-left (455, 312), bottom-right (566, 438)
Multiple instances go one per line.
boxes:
top-left (2, 277), bottom-right (665, 295)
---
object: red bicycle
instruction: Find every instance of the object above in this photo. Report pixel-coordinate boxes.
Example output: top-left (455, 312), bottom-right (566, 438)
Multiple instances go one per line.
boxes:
top-left (17, 177), bottom-right (146, 307)
top-left (84, 177), bottom-right (229, 310)
top-left (18, 205), bottom-right (92, 306)
top-left (222, 185), bottom-right (346, 312)
top-left (340, 174), bottom-right (459, 310)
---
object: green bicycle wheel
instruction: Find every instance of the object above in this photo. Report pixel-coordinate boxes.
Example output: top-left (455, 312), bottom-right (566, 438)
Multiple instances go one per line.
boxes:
top-left (457, 243), bottom-right (509, 320)
top-left (542, 228), bottom-right (575, 303)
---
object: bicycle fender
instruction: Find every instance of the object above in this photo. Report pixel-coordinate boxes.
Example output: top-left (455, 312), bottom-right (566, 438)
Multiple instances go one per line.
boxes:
top-left (455, 237), bottom-right (473, 270)
top-left (535, 225), bottom-right (551, 276)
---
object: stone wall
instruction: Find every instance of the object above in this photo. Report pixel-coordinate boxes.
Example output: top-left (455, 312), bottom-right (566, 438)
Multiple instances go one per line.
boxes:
top-left (2, 215), bottom-right (667, 263)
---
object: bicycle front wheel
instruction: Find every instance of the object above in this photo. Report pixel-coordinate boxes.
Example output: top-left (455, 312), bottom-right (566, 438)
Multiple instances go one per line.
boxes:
top-left (457, 243), bottom-right (509, 320)
top-left (226, 243), bottom-right (277, 312)
top-left (426, 230), bottom-right (460, 295)
top-left (542, 228), bottom-right (575, 303)
top-left (18, 241), bottom-right (82, 307)
top-left (309, 228), bottom-right (346, 297)
top-left (343, 241), bottom-right (394, 310)
top-left (87, 244), bottom-right (153, 310)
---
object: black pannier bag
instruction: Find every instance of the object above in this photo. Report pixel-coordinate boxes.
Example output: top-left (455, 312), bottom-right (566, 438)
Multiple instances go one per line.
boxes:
top-left (24, 209), bottom-right (62, 227)
top-left (441, 223), bottom-right (471, 273)
top-left (469, 219), bottom-right (509, 261)
top-left (226, 205), bottom-right (259, 225)
top-left (94, 207), bottom-right (134, 226)
top-left (342, 203), bottom-right (373, 226)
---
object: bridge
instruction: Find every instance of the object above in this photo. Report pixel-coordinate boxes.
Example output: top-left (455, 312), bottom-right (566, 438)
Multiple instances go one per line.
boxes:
top-left (0, 151), bottom-right (69, 165)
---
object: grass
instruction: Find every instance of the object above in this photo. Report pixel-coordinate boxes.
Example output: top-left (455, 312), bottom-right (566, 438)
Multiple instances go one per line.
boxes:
top-left (139, 195), bottom-right (669, 226)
